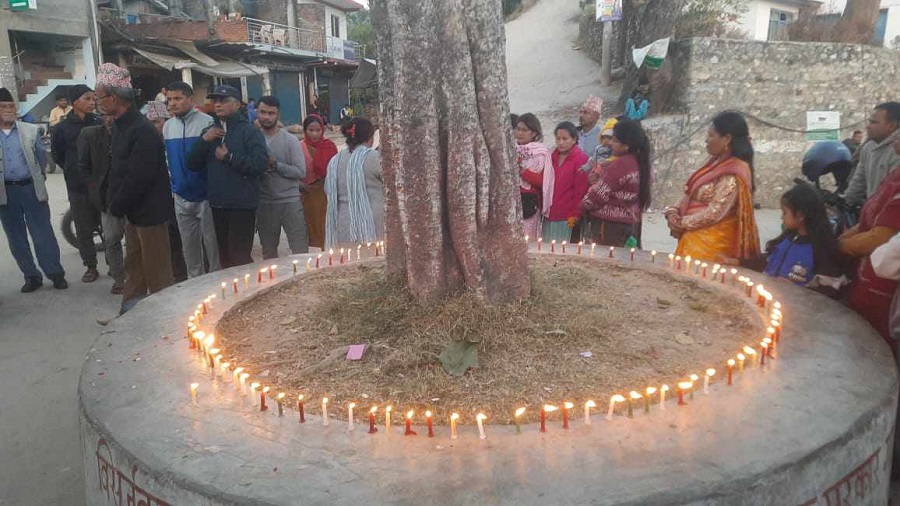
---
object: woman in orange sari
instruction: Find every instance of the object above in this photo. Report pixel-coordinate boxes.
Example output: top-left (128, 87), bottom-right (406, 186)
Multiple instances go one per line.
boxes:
top-left (665, 111), bottom-right (760, 262)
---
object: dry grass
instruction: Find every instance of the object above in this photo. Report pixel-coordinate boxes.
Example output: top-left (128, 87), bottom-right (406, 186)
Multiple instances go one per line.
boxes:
top-left (217, 258), bottom-right (763, 425)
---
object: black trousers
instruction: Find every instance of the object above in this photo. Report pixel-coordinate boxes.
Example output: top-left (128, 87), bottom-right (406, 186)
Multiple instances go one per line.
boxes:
top-left (212, 207), bottom-right (256, 268)
top-left (69, 190), bottom-right (100, 269)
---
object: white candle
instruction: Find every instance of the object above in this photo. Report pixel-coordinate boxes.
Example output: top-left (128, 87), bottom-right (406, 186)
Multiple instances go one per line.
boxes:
top-left (660, 384), bottom-right (669, 410)
top-left (704, 368), bottom-right (715, 394)
top-left (322, 397), bottom-right (329, 426)
top-left (357, 244), bottom-right (362, 261)
top-left (668, 253), bottom-right (675, 267)
top-left (385, 405), bottom-right (392, 434)
top-left (239, 372), bottom-right (249, 394)
top-left (348, 402), bottom-right (356, 431)
top-left (591, 243), bottom-right (596, 256)
top-left (584, 400), bottom-right (596, 424)
top-left (213, 354), bottom-right (223, 376)
top-left (244, 274), bottom-right (250, 288)
top-left (190, 383), bottom-right (199, 405)
top-left (232, 366), bottom-right (243, 385)
top-left (450, 413), bottom-right (459, 439)
top-left (250, 383), bottom-right (260, 406)
top-left (476, 413), bottom-right (487, 440)
top-left (606, 394), bottom-right (625, 420)
top-left (220, 362), bottom-right (231, 381)
top-left (221, 282), bottom-right (226, 299)
top-left (306, 258), bottom-right (312, 271)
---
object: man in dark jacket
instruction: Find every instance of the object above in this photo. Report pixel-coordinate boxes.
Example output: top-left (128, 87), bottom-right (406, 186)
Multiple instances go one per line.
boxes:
top-left (95, 63), bottom-right (173, 312)
top-left (187, 85), bottom-right (267, 268)
top-left (50, 84), bottom-right (103, 282)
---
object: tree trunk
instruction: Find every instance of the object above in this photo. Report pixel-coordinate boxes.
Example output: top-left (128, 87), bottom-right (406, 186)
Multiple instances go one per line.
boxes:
top-left (838, 0), bottom-right (881, 44)
top-left (370, 0), bottom-right (531, 303)
top-left (617, 0), bottom-right (685, 112)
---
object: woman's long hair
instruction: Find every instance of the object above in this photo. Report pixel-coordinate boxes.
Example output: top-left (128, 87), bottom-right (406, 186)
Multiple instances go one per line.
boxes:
top-left (517, 112), bottom-right (543, 142)
top-left (712, 111), bottom-right (755, 192)
top-left (341, 117), bottom-right (375, 150)
top-left (612, 119), bottom-right (653, 211)
top-left (766, 182), bottom-right (839, 274)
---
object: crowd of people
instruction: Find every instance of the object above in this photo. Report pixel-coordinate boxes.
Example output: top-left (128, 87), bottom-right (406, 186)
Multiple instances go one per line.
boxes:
top-left (0, 62), bottom-right (385, 317)
top-left (513, 96), bottom-right (900, 354)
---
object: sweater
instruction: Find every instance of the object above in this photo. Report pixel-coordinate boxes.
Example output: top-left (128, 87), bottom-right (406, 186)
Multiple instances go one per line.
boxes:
top-left (186, 111), bottom-right (268, 209)
top-left (580, 153), bottom-right (642, 225)
top-left (260, 128), bottom-right (306, 204)
top-left (546, 146), bottom-right (589, 221)
top-left (51, 110), bottom-right (101, 193)
top-left (163, 109), bottom-right (214, 202)
top-left (844, 131), bottom-right (900, 206)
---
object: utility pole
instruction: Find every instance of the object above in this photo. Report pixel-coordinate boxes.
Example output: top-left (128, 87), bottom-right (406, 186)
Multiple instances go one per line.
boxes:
top-left (600, 20), bottom-right (612, 85)
top-left (205, 0), bottom-right (218, 40)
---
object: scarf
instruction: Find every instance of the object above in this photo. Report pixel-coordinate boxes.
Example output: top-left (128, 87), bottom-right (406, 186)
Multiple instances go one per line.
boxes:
top-left (302, 116), bottom-right (338, 185)
top-left (517, 142), bottom-right (554, 211)
top-left (324, 146), bottom-right (378, 249)
top-left (677, 156), bottom-right (754, 216)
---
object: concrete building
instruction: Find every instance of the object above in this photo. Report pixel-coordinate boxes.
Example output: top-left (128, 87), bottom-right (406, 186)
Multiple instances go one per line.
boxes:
top-left (0, 0), bottom-right (99, 120)
top-left (736, 0), bottom-right (823, 41)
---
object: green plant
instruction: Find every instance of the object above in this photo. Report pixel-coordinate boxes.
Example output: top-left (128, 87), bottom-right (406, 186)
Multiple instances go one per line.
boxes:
top-left (675, 0), bottom-right (749, 39)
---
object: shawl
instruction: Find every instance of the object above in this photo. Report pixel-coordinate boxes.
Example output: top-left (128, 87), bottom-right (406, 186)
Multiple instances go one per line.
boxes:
top-left (324, 146), bottom-right (378, 248)
top-left (517, 141), bottom-right (554, 212)
top-left (302, 116), bottom-right (338, 185)
top-left (677, 156), bottom-right (754, 216)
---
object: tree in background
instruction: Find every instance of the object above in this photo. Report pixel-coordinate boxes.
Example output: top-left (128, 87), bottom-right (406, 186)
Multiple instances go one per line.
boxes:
top-left (789, 0), bottom-right (882, 45)
top-left (371, 0), bottom-right (531, 303)
top-left (348, 10), bottom-right (375, 58)
top-left (675, 0), bottom-right (749, 39)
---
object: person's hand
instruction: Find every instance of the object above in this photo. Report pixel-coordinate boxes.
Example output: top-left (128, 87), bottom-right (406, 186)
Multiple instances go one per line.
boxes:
top-left (717, 255), bottom-right (740, 266)
top-left (839, 224), bottom-right (860, 241)
top-left (268, 155), bottom-right (278, 171)
top-left (588, 172), bottom-right (600, 185)
top-left (215, 144), bottom-right (229, 161)
top-left (567, 216), bottom-right (579, 229)
top-left (203, 127), bottom-right (225, 143)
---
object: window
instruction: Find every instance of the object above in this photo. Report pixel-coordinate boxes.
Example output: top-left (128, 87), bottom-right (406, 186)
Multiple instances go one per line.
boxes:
top-left (767, 9), bottom-right (795, 41)
top-left (331, 14), bottom-right (341, 38)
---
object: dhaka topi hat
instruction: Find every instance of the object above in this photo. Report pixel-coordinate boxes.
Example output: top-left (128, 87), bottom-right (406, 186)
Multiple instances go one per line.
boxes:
top-left (581, 95), bottom-right (602, 115)
top-left (96, 63), bottom-right (132, 90)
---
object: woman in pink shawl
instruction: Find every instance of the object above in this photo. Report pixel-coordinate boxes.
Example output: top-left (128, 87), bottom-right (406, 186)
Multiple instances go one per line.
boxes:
top-left (515, 113), bottom-right (553, 238)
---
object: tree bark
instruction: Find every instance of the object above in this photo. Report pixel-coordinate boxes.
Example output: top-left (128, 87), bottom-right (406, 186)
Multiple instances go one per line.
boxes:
top-left (838, 0), bottom-right (881, 44)
top-left (371, 0), bottom-right (531, 303)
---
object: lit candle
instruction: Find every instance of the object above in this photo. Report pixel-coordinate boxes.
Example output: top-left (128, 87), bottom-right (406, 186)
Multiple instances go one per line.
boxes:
top-left (694, 259), bottom-right (701, 275)
top-left (244, 273), bottom-right (250, 288)
top-left (190, 383), bottom-right (199, 405)
top-left (562, 402), bottom-right (573, 429)
top-left (537, 237), bottom-right (543, 251)
top-left (316, 254), bottom-right (322, 268)
top-left (606, 395), bottom-right (624, 420)
top-left (298, 394), bottom-right (306, 423)
top-left (630, 248), bottom-right (635, 261)
top-left (689, 374), bottom-right (699, 399)
top-left (551, 240), bottom-right (556, 253)
top-left (221, 282), bottom-right (226, 299)
top-left (771, 319), bottom-right (782, 342)
top-left (292, 259), bottom-right (298, 274)
top-left (767, 326), bottom-right (778, 348)
top-left (374, 242), bottom-right (381, 256)
top-left (233, 278), bottom-right (238, 293)
top-left (730, 268), bottom-right (738, 286)
top-left (677, 381), bottom-right (692, 406)
top-left (328, 249), bottom-right (334, 266)
top-left (476, 413), bottom-right (487, 440)
top-left (250, 383), bottom-right (260, 406)
top-left (258, 267), bottom-right (266, 283)
top-left (356, 244), bottom-right (362, 261)
top-left (239, 373), bottom-right (249, 394)
top-left (322, 397), bottom-right (330, 426)
top-left (269, 265), bottom-right (276, 279)
top-left (727, 359), bottom-right (735, 385)
top-left (232, 366), bottom-right (243, 385)
top-left (627, 391), bottom-right (641, 418)
top-left (191, 330), bottom-right (203, 351)
top-left (450, 413), bottom-right (459, 439)
top-left (369, 406), bottom-right (378, 434)
top-left (609, 246), bottom-right (615, 258)
top-left (591, 243), bottom-right (596, 256)
top-left (651, 250), bottom-right (657, 263)
top-left (764, 337), bottom-right (775, 357)
top-left (577, 241), bottom-right (583, 255)
top-left (561, 241), bottom-right (567, 254)
top-left (660, 384), bottom-right (669, 410)
top-left (737, 353), bottom-right (746, 373)
top-left (306, 258), bottom-right (312, 272)
top-left (701, 262), bottom-right (708, 278)
top-left (220, 362), bottom-right (231, 381)
top-left (348, 402), bottom-right (356, 431)
top-left (756, 284), bottom-right (766, 307)
top-left (200, 301), bottom-right (207, 315)
top-left (668, 253), bottom-right (675, 267)
top-left (276, 392), bottom-right (285, 416)
top-left (515, 407), bottom-right (526, 433)
top-left (525, 234), bottom-right (530, 244)
top-left (340, 248), bottom-right (345, 264)
top-left (541, 404), bottom-right (558, 432)
top-left (675, 255), bottom-right (682, 270)
top-left (425, 410), bottom-right (434, 438)
top-left (385, 405), bottom-right (392, 434)
top-left (684, 255), bottom-right (692, 272)
top-left (746, 281), bottom-right (754, 298)
top-left (704, 368), bottom-right (715, 394)
top-left (765, 292), bottom-right (774, 313)
top-left (405, 410), bottom-right (416, 436)
top-left (260, 386), bottom-right (270, 411)
top-left (212, 353), bottom-right (222, 375)
top-left (760, 342), bottom-right (768, 365)
top-left (743, 346), bottom-right (756, 368)
top-left (583, 400), bottom-right (596, 424)
top-left (645, 387), bottom-right (657, 413)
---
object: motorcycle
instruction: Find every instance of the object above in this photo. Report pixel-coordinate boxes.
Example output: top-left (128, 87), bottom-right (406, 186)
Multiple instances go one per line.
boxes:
top-left (798, 140), bottom-right (859, 236)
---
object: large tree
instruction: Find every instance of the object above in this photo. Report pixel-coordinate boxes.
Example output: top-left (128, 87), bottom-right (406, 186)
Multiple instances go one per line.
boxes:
top-left (370, 0), bottom-right (531, 303)
top-left (838, 0), bottom-right (881, 43)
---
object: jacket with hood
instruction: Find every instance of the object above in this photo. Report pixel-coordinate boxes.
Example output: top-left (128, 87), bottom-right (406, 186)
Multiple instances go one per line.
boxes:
top-left (163, 108), bottom-right (214, 202)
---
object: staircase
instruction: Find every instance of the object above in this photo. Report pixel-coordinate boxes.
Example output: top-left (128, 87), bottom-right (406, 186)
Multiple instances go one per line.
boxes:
top-left (15, 54), bottom-right (92, 117)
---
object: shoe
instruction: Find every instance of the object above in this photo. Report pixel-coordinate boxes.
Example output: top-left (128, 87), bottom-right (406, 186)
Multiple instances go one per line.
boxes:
top-left (49, 274), bottom-right (68, 290)
top-left (21, 277), bottom-right (42, 293)
top-left (82, 268), bottom-right (100, 283)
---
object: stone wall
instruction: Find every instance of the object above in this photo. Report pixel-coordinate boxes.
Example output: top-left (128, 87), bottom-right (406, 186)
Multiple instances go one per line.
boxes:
top-left (645, 37), bottom-right (900, 208)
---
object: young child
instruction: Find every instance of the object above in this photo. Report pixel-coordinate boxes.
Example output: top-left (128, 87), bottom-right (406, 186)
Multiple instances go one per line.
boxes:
top-left (721, 183), bottom-right (842, 287)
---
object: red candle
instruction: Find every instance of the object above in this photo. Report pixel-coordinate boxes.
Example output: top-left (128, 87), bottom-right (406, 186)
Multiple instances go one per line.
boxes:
top-left (727, 359), bottom-right (735, 385)
top-left (609, 247), bottom-right (614, 258)
top-left (257, 269), bottom-right (263, 283)
top-left (760, 343), bottom-right (768, 365)
top-left (561, 241), bottom-right (567, 254)
top-left (232, 279), bottom-right (238, 293)
top-left (328, 249), bottom-right (334, 266)
top-left (577, 241), bottom-right (583, 255)
top-left (201, 301), bottom-right (208, 315)
top-left (630, 248), bottom-right (635, 261)
top-left (269, 266), bottom-right (276, 279)
top-left (702, 264), bottom-right (708, 278)
top-left (260, 387), bottom-right (270, 411)
top-left (368, 406), bottom-right (378, 434)
top-left (562, 402), bottom-right (572, 429)
top-left (537, 238), bottom-right (542, 251)
top-left (540, 407), bottom-right (547, 432)
top-left (340, 249), bottom-right (345, 264)
top-left (315, 254), bottom-right (321, 268)
top-left (404, 410), bottom-right (416, 435)
top-left (721, 271), bottom-right (726, 283)
top-left (375, 242), bottom-right (381, 256)
top-left (677, 382), bottom-right (692, 406)
top-left (551, 240), bottom-right (556, 253)
top-left (426, 410), bottom-right (434, 437)
top-left (771, 320), bottom-right (781, 343)
top-left (298, 395), bottom-right (306, 423)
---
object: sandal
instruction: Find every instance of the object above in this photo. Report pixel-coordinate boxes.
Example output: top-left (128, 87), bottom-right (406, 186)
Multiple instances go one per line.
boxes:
top-left (82, 268), bottom-right (100, 283)
top-left (111, 283), bottom-right (124, 295)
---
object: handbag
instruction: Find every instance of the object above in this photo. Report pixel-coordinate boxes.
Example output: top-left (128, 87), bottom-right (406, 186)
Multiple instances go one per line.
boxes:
top-left (521, 192), bottom-right (539, 219)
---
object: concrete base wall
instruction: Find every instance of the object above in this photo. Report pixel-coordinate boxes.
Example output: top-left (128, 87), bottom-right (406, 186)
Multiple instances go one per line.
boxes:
top-left (79, 251), bottom-right (898, 505)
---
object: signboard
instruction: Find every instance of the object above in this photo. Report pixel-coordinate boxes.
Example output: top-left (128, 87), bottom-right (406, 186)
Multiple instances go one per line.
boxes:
top-left (633, 37), bottom-right (670, 69)
top-left (596, 0), bottom-right (622, 22)
top-left (9, 0), bottom-right (31, 10)
top-left (806, 111), bottom-right (841, 141)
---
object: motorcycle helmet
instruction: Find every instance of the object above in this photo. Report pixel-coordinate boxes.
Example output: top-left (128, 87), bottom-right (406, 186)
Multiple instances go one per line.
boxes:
top-left (802, 141), bottom-right (851, 182)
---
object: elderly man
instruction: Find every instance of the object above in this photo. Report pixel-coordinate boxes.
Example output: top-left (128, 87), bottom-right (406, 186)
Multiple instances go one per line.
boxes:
top-left (844, 102), bottom-right (900, 207)
top-left (95, 63), bottom-right (174, 312)
top-left (0, 87), bottom-right (67, 292)
top-left (577, 96), bottom-right (603, 156)
top-left (187, 85), bottom-right (267, 268)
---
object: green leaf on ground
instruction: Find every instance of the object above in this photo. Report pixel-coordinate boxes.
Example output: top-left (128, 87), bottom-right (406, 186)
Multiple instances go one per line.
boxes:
top-left (439, 340), bottom-right (479, 377)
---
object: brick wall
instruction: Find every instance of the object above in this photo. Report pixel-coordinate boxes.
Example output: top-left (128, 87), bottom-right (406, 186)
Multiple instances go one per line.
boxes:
top-left (297, 3), bottom-right (326, 35)
top-left (117, 18), bottom-right (249, 42)
top-left (255, 0), bottom-right (288, 26)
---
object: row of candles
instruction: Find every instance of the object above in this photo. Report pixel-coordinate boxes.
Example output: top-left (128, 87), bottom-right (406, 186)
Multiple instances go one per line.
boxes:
top-left (184, 240), bottom-right (785, 440)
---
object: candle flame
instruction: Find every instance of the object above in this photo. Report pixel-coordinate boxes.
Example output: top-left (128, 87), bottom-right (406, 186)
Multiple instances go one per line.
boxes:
top-left (727, 359), bottom-right (736, 366)
top-left (262, 386), bottom-right (270, 394)
top-left (543, 404), bottom-right (559, 412)
top-left (629, 391), bottom-right (642, 400)
top-left (525, 235), bottom-right (529, 242)
top-left (646, 387), bottom-right (657, 395)
top-left (221, 362), bottom-right (230, 370)
top-left (675, 255), bottom-right (681, 261)
top-left (694, 260), bottom-right (701, 266)
top-left (713, 263), bottom-right (720, 270)
top-left (292, 260), bottom-right (298, 265)
top-left (250, 382), bottom-right (260, 390)
top-left (689, 374), bottom-right (699, 382)
top-left (678, 381), bottom-right (693, 389)
top-left (610, 395), bottom-right (625, 403)
top-left (668, 253), bottom-right (674, 259)
top-left (771, 319), bottom-right (781, 327)
top-left (348, 402), bottom-right (357, 409)
top-left (731, 268), bottom-right (737, 275)
top-left (706, 368), bottom-right (716, 377)
top-left (317, 253), bottom-right (323, 259)
top-left (564, 402), bottom-right (574, 409)
top-left (450, 413), bottom-right (460, 421)
top-left (661, 384), bottom-right (670, 392)
top-left (385, 405), bottom-right (392, 413)
top-left (742, 346), bottom-right (756, 356)
top-left (562, 241), bottom-right (567, 246)
top-left (551, 240), bottom-right (556, 244)
top-left (370, 406), bottom-right (378, 413)
top-left (233, 278), bottom-right (239, 283)
top-left (306, 258), bottom-right (312, 266)
top-left (631, 248), bottom-right (636, 253)
top-left (244, 274), bottom-right (250, 279)
top-left (763, 337), bottom-right (772, 345)
top-left (192, 330), bottom-right (205, 340)
top-left (234, 367), bottom-right (244, 374)
top-left (239, 373), bottom-right (249, 381)
top-left (329, 248), bottom-right (334, 255)
top-left (340, 248), bottom-right (345, 254)
top-left (580, 241), bottom-right (585, 247)
top-left (685, 255), bottom-right (691, 263)
top-left (515, 407), bottom-right (526, 417)
top-left (765, 293), bottom-right (773, 302)
top-left (476, 413), bottom-right (487, 422)
top-left (277, 392), bottom-right (285, 400)
top-left (221, 282), bottom-right (226, 288)
top-left (209, 348), bottom-right (220, 355)
top-left (298, 394), bottom-right (304, 401)
top-left (761, 341), bottom-right (769, 349)
top-left (774, 301), bottom-right (782, 310)
top-left (260, 267), bottom-right (268, 273)
top-left (425, 410), bottom-right (432, 418)
top-left (584, 400), bottom-right (596, 408)
top-left (190, 382), bottom-right (199, 390)
top-left (756, 284), bottom-right (764, 294)
top-left (767, 326), bottom-right (776, 335)
top-left (406, 410), bottom-right (414, 419)
top-left (322, 397), bottom-right (329, 405)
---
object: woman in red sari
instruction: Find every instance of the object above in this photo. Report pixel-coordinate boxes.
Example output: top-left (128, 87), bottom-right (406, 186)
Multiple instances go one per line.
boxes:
top-left (665, 111), bottom-right (760, 262)
top-left (841, 135), bottom-right (900, 349)
top-left (300, 114), bottom-right (338, 249)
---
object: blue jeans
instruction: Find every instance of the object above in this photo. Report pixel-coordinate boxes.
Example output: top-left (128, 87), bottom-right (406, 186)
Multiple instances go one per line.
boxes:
top-left (0, 183), bottom-right (64, 281)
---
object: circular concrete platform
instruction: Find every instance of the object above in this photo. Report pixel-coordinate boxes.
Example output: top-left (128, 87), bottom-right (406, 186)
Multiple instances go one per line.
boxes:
top-left (79, 249), bottom-right (898, 506)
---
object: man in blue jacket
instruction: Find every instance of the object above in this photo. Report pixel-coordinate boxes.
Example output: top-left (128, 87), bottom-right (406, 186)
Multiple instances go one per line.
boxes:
top-left (164, 81), bottom-right (220, 278)
top-left (187, 85), bottom-right (267, 268)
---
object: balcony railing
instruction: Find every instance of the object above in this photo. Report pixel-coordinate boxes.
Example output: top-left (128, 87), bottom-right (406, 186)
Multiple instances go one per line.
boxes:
top-left (245, 18), bottom-right (326, 54)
